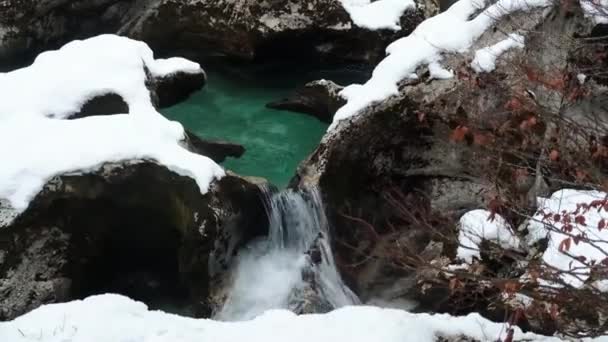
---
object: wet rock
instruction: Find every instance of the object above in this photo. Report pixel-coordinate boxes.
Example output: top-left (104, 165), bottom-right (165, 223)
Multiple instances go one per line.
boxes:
top-left (267, 80), bottom-right (345, 123)
top-left (151, 70), bottom-right (208, 109)
top-left (184, 131), bottom-right (245, 163)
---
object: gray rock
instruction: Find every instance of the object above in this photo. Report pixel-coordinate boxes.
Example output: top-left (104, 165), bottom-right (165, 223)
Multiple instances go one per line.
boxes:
top-left (267, 80), bottom-right (345, 123)
top-left (0, 0), bottom-right (430, 67)
top-left (291, 5), bottom-right (608, 335)
top-left (0, 163), bottom-right (269, 320)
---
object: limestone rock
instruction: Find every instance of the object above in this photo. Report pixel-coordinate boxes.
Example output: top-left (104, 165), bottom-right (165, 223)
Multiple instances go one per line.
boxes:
top-left (292, 6), bottom-right (608, 335)
top-left (266, 80), bottom-right (345, 123)
top-left (0, 163), bottom-right (269, 320)
top-left (0, 0), bottom-right (429, 67)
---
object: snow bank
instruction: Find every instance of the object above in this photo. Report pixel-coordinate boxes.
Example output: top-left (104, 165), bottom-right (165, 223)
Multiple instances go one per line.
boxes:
top-left (527, 189), bottom-right (608, 288)
top-left (0, 294), bottom-right (562, 342)
top-left (339, 0), bottom-right (415, 30)
top-left (0, 35), bottom-right (223, 214)
top-left (471, 33), bottom-right (525, 73)
top-left (457, 209), bottom-right (520, 263)
top-left (330, 0), bottom-right (551, 130)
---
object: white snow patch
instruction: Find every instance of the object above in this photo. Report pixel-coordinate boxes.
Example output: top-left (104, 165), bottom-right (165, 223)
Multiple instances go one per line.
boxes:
top-left (0, 294), bottom-right (564, 342)
top-left (457, 209), bottom-right (521, 263)
top-left (0, 34), bottom-right (203, 120)
top-left (471, 33), bottom-right (525, 73)
top-left (0, 34), bottom-right (223, 215)
top-left (330, 0), bottom-right (551, 131)
top-left (526, 189), bottom-right (608, 288)
top-left (428, 61), bottom-right (455, 79)
top-left (501, 292), bottom-right (534, 309)
top-left (593, 279), bottom-right (608, 292)
top-left (580, 0), bottom-right (608, 24)
top-left (339, 0), bottom-right (415, 31)
top-left (578, 73), bottom-right (587, 84)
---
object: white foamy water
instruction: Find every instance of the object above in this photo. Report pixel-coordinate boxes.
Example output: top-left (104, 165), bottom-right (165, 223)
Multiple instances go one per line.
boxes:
top-left (216, 187), bottom-right (359, 321)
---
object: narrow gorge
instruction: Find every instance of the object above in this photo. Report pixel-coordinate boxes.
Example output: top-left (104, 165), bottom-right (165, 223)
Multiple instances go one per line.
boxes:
top-left (2, 0), bottom-right (608, 341)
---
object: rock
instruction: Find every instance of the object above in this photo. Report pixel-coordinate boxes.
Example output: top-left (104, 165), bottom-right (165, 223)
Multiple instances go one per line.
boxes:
top-left (0, 162), bottom-right (269, 320)
top-left (57, 61), bottom-right (245, 164)
top-left (287, 236), bottom-right (337, 315)
top-left (0, 0), bottom-right (130, 67)
top-left (68, 93), bottom-right (130, 119)
top-left (1, 0), bottom-right (430, 67)
top-left (150, 70), bottom-right (208, 109)
top-left (184, 130), bottom-right (245, 163)
top-left (266, 80), bottom-right (345, 123)
top-left (126, 0), bottom-right (425, 64)
top-left (293, 5), bottom-right (607, 332)
top-left (0, 37), bottom-right (261, 319)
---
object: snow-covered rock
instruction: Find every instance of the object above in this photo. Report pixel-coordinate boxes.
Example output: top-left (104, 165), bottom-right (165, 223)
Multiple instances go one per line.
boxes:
top-left (329, 0), bottom-right (551, 130)
top-left (0, 294), bottom-right (563, 342)
top-left (339, 0), bottom-right (416, 30)
top-left (0, 35), bottom-right (269, 321)
top-left (292, 2), bottom-right (607, 336)
top-left (0, 34), bottom-right (221, 214)
top-left (471, 33), bottom-right (525, 73)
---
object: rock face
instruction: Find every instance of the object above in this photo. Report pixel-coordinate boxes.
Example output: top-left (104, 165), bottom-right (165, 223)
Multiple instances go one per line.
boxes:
top-left (0, 0), bottom-right (429, 67)
top-left (293, 5), bottom-right (608, 333)
top-left (0, 162), bottom-right (269, 320)
top-left (266, 80), bottom-right (345, 123)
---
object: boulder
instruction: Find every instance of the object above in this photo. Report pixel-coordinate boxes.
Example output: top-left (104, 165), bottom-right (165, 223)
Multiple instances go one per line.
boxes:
top-left (0, 0), bottom-right (430, 67)
top-left (0, 36), bottom-right (260, 320)
top-left (292, 4), bottom-right (608, 333)
top-left (0, 162), bottom-right (269, 320)
top-left (266, 80), bottom-right (345, 123)
top-left (62, 61), bottom-right (245, 164)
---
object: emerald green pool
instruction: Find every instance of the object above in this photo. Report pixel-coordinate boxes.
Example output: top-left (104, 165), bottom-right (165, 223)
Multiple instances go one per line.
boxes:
top-left (163, 62), bottom-right (368, 187)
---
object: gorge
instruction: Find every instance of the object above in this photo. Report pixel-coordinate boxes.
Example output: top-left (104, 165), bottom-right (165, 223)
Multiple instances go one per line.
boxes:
top-left (2, 0), bottom-right (608, 341)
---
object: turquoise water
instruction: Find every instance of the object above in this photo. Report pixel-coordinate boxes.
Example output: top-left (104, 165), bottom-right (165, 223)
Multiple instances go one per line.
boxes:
top-left (163, 62), bottom-right (368, 187)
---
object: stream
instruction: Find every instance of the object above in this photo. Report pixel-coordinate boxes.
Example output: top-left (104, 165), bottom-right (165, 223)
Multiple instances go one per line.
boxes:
top-left (162, 60), bottom-right (370, 187)
top-left (163, 61), bottom-right (368, 319)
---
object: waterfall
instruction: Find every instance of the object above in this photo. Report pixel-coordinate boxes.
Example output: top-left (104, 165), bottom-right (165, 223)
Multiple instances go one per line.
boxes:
top-left (215, 187), bottom-right (359, 321)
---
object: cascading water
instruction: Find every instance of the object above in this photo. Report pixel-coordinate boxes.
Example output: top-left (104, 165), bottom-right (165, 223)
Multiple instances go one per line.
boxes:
top-left (216, 186), bottom-right (359, 321)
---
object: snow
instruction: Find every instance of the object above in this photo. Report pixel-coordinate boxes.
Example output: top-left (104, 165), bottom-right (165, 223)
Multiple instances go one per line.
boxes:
top-left (457, 209), bottom-right (521, 263)
top-left (329, 0), bottom-right (551, 131)
top-left (526, 189), bottom-right (608, 288)
top-left (0, 34), bottom-right (202, 120)
top-left (339, 0), bottom-right (415, 31)
top-left (0, 35), bottom-right (224, 214)
top-left (580, 0), bottom-right (608, 24)
top-left (578, 73), bottom-right (587, 84)
top-left (593, 279), bottom-right (608, 292)
top-left (471, 33), bottom-right (525, 73)
top-left (0, 294), bottom-right (563, 342)
top-left (428, 61), bottom-right (454, 79)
